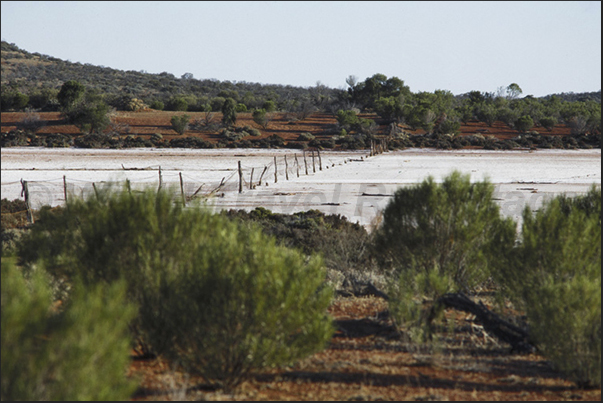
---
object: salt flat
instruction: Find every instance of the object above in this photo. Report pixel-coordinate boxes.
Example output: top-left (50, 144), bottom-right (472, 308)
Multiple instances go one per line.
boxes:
top-left (2, 147), bottom-right (600, 227)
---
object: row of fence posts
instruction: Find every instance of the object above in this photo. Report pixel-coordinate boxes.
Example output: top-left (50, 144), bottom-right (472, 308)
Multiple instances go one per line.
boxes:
top-left (18, 143), bottom-right (385, 222)
top-left (237, 149), bottom-right (323, 193)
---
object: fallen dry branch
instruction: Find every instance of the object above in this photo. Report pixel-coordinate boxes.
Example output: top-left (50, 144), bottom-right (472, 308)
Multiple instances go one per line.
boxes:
top-left (339, 282), bottom-right (536, 354)
top-left (437, 292), bottom-right (535, 354)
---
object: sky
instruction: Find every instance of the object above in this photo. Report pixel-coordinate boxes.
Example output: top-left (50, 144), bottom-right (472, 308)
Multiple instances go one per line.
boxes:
top-left (1, 1), bottom-right (601, 97)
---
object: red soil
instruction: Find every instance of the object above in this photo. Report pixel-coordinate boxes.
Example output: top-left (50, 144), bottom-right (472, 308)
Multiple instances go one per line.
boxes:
top-left (1, 111), bottom-right (572, 145)
top-left (127, 296), bottom-right (600, 401)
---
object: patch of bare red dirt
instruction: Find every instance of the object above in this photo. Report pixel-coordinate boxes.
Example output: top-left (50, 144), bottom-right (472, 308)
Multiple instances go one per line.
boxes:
top-left (1, 111), bottom-right (572, 146)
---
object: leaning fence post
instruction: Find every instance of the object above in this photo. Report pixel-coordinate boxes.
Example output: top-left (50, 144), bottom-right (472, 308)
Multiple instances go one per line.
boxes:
top-left (295, 153), bottom-right (300, 177)
top-left (21, 179), bottom-right (34, 224)
top-left (179, 172), bottom-right (186, 206)
top-left (92, 182), bottom-right (100, 200)
top-left (274, 156), bottom-right (278, 183)
top-left (259, 165), bottom-right (268, 186)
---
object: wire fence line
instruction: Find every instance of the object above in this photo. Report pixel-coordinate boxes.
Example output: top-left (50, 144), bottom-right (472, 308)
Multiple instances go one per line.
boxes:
top-left (2, 149), bottom-right (364, 213)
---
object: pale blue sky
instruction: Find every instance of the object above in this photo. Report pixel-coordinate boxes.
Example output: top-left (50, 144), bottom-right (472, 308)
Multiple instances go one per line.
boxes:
top-left (1, 1), bottom-right (601, 96)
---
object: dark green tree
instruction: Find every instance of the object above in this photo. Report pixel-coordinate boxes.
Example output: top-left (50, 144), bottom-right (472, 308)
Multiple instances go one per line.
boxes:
top-left (514, 115), bottom-right (534, 133)
top-left (57, 80), bottom-right (85, 110)
top-left (221, 97), bottom-right (237, 126)
top-left (375, 172), bottom-right (515, 341)
top-left (63, 101), bottom-right (111, 134)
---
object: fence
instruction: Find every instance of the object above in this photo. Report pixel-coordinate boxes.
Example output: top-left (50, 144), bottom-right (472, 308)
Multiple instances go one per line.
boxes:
top-left (2, 148), bottom-right (381, 222)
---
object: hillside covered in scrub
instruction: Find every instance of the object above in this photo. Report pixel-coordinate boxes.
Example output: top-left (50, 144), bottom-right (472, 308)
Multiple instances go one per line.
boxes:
top-left (1, 41), bottom-right (600, 151)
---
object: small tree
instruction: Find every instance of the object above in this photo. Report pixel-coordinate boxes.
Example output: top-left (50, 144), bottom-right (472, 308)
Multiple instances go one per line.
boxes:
top-left (374, 172), bottom-right (516, 340)
top-left (170, 114), bottom-right (190, 135)
top-left (506, 83), bottom-right (523, 99)
top-left (252, 108), bottom-right (272, 129)
top-left (222, 97), bottom-right (237, 126)
top-left (57, 80), bottom-right (85, 110)
top-left (167, 97), bottom-right (188, 111)
top-left (539, 116), bottom-right (557, 131)
top-left (375, 171), bottom-right (514, 289)
top-left (63, 101), bottom-right (112, 134)
top-left (262, 100), bottom-right (277, 113)
top-left (514, 115), bottom-right (534, 133)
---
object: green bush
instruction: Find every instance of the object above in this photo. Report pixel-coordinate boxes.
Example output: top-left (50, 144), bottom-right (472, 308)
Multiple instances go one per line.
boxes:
top-left (1, 260), bottom-right (137, 400)
top-left (149, 100), bottom-right (164, 110)
top-left (374, 171), bottom-right (514, 289)
top-left (515, 115), bottom-right (535, 133)
top-left (17, 187), bottom-right (334, 390)
top-left (495, 187), bottom-right (601, 387)
top-left (252, 108), bottom-right (270, 129)
top-left (374, 172), bottom-right (515, 339)
top-left (170, 114), bottom-right (190, 135)
top-left (222, 97), bottom-right (238, 126)
top-left (63, 101), bottom-right (112, 134)
top-left (167, 96), bottom-right (188, 111)
top-left (148, 212), bottom-right (333, 391)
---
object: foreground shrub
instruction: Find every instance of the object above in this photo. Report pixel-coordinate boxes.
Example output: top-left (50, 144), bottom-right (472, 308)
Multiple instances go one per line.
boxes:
top-left (374, 171), bottom-right (514, 289)
top-left (373, 172), bottom-right (515, 339)
top-left (17, 187), bottom-right (333, 390)
top-left (1, 260), bottom-right (137, 400)
top-left (496, 187), bottom-right (601, 387)
top-left (149, 214), bottom-right (334, 390)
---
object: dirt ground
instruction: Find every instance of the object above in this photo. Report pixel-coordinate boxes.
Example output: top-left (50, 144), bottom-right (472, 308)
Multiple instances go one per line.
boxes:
top-left (0, 111), bottom-right (572, 146)
top-left (127, 295), bottom-right (600, 401)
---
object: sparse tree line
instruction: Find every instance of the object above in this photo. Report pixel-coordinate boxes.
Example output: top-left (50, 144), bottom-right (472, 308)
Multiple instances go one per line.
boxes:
top-left (1, 42), bottom-right (601, 146)
top-left (1, 174), bottom-right (600, 399)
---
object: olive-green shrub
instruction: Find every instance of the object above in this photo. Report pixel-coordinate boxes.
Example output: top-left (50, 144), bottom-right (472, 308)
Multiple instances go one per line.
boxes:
top-left (374, 171), bottom-right (514, 289)
top-left (373, 171), bottom-right (515, 340)
top-left (17, 186), bottom-right (334, 390)
top-left (1, 260), bottom-right (137, 400)
top-left (495, 186), bottom-right (601, 387)
top-left (146, 214), bottom-right (333, 391)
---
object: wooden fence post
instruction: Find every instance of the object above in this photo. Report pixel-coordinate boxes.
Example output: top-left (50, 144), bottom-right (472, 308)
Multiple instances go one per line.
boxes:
top-left (179, 172), bottom-right (186, 206)
top-left (21, 179), bottom-right (34, 224)
top-left (259, 165), bottom-right (268, 186)
top-left (250, 168), bottom-right (255, 190)
top-left (63, 175), bottom-right (68, 204)
top-left (295, 154), bottom-right (300, 177)
top-left (303, 151), bottom-right (309, 175)
top-left (274, 156), bottom-right (278, 183)
top-left (238, 161), bottom-right (243, 193)
top-left (285, 155), bottom-right (289, 180)
top-left (92, 182), bottom-right (100, 200)
top-left (158, 166), bottom-right (162, 192)
top-left (317, 149), bottom-right (322, 171)
top-left (311, 151), bottom-right (316, 173)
